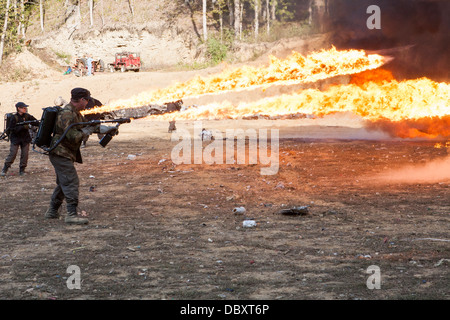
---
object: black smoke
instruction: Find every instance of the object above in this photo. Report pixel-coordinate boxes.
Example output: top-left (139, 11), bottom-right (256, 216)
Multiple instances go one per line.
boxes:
top-left (326, 0), bottom-right (450, 81)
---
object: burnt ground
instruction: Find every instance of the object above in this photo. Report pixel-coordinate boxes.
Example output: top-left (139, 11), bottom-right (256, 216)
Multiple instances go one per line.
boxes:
top-left (0, 119), bottom-right (449, 301)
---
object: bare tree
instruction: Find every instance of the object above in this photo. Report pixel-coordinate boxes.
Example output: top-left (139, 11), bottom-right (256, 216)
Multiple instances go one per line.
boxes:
top-left (254, 0), bottom-right (259, 41)
top-left (127, 0), bottom-right (134, 18)
top-left (202, 0), bottom-right (207, 41)
top-left (0, 0), bottom-right (11, 65)
top-left (99, 0), bottom-right (104, 26)
top-left (227, 0), bottom-right (233, 27)
top-left (271, 0), bottom-right (276, 21)
top-left (89, 0), bottom-right (93, 26)
top-left (239, 0), bottom-right (243, 39)
top-left (214, 0), bottom-right (225, 42)
top-left (309, 0), bottom-right (327, 32)
top-left (39, 0), bottom-right (44, 32)
top-left (19, 0), bottom-right (25, 37)
top-left (233, 0), bottom-right (240, 37)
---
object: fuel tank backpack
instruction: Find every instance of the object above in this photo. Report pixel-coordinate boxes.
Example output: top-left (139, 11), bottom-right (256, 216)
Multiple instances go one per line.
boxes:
top-left (34, 106), bottom-right (62, 149)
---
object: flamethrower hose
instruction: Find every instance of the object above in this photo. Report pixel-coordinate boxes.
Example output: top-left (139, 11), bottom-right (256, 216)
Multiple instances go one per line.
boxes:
top-left (31, 118), bottom-right (131, 155)
top-left (0, 131), bottom-right (7, 141)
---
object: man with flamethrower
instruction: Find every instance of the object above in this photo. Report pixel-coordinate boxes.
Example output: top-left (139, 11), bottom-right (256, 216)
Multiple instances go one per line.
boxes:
top-left (44, 88), bottom-right (126, 225)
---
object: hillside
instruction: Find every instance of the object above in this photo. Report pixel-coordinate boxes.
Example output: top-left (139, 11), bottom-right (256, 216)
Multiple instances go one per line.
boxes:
top-left (0, 0), bottom-right (319, 81)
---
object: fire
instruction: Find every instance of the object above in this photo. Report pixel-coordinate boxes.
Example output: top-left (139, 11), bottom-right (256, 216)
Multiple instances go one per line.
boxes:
top-left (156, 76), bottom-right (450, 139)
top-left (434, 141), bottom-right (450, 149)
top-left (82, 46), bottom-right (385, 115)
top-left (82, 45), bottom-right (449, 139)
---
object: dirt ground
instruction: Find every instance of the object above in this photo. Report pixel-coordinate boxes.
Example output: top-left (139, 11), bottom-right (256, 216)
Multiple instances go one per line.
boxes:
top-left (0, 53), bottom-right (449, 301)
top-left (0, 116), bottom-right (449, 300)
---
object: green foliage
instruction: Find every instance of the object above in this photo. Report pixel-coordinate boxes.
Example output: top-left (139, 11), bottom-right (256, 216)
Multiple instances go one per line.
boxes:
top-left (206, 37), bottom-right (228, 65)
top-left (53, 50), bottom-right (72, 65)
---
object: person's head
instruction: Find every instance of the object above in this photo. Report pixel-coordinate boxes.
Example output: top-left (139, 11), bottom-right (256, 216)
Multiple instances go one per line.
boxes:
top-left (86, 97), bottom-right (102, 110)
top-left (54, 96), bottom-right (68, 107)
top-left (70, 87), bottom-right (92, 111)
top-left (15, 102), bottom-right (29, 115)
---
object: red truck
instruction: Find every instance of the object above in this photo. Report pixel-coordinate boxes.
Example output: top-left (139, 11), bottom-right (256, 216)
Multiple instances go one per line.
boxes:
top-left (108, 52), bottom-right (141, 72)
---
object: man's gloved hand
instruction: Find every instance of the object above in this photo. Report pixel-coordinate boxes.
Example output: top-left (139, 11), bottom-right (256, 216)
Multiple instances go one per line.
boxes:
top-left (99, 125), bottom-right (119, 136)
top-left (81, 126), bottom-right (96, 139)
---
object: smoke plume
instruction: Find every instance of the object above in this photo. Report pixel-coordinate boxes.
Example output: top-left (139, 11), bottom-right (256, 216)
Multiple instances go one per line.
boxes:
top-left (327, 0), bottom-right (450, 81)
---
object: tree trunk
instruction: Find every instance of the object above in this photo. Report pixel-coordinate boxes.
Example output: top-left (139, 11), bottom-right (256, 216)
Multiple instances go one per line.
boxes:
top-left (266, 0), bottom-right (270, 35)
top-left (219, 8), bottom-right (223, 42)
top-left (127, 0), bottom-right (134, 17)
top-left (89, 0), bottom-right (94, 26)
top-left (233, 0), bottom-right (240, 37)
top-left (310, 0), bottom-right (327, 32)
top-left (308, 0), bottom-right (312, 25)
top-left (40, 0), bottom-right (44, 32)
top-left (271, 0), bottom-right (276, 21)
top-left (99, 0), bottom-right (104, 27)
top-left (239, 1), bottom-right (243, 40)
top-left (227, 0), bottom-right (233, 27)
top-left (0, 0), bottom-right (11, 66)
top-left (202, 0), bottom-right (207, 41)
top-left (20, 0), bottom-right (25, 37)
top-left (254, 0), bottom-right (259, 41)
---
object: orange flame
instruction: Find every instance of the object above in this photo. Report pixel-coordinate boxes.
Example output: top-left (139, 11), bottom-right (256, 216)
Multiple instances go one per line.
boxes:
top-left (82, 46), bottom-right (449, 139)
top-left (155, 76), bottom-right (450, 138)
top-left (82, 46), bottom-right (385, 115)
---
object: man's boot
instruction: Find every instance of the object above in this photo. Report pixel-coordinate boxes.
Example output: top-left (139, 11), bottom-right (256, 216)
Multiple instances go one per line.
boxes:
top-left (1, 165), bottom-right (8, 177)
top-left (44, 203), bottom-right (61, 219)
top-left (65, 212), bottom-right (88, 225)
top-left (19, 167), bottom-right (26, 176)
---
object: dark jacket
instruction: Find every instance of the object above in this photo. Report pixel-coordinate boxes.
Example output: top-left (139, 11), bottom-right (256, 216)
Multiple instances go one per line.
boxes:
top-left (9, 112), bottom-right (38, 145)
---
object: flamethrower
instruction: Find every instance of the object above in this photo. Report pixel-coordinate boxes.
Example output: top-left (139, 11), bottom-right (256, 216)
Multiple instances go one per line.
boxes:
top-left (16, 120), bottom-right (41, 126)
top-left (1, 118), bottom-right (40, 142)
top-left (28, 105), bottom-right (131, 155)
top-left (36, 118), bottom-right (131, 154)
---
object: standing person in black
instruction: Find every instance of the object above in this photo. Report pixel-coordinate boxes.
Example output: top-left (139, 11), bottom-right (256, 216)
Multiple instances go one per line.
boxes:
top-left (1, 102), bottom-right (38, 176)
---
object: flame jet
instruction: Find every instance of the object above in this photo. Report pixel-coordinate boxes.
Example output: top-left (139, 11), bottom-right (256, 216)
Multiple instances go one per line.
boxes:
top-left (155, 75), bottom-right (449, 139)
top-left (82, 46), bottom-right (385, 116)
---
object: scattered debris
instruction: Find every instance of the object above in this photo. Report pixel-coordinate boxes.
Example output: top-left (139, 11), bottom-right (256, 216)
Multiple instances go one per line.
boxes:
top-left (412, 238), bottom-right (450, 242)
top-left (243, 220), bottom-right (257, 228)
top-left (434, 259), bottom-right (449, 267)
top-left (275, 182), bottom-right (285, 189)
top-left (233, 207), bottom-right (246, 214)
top-left (200, 129), bottom-right (214, 141)
top-left (277, 206), bottom-right (309, 216)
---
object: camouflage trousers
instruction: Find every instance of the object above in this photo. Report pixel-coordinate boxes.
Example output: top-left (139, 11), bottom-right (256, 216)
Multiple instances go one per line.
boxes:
top-left (4, 142), bottom-right (29, 171)
top-left (49, 154), bottom-right (79, 214)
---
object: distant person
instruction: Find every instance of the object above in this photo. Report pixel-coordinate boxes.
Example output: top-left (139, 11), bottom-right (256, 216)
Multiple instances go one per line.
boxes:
top-left (86, 55), bottom-right (93, 76)
top-left (166, 100), bottom-right (183, 133)
top-left (1, 102), bottom-right (38, 176)
top-left (54, 96), bottom-right (68, 107)
top-left (64, 66), bottom-right (72, 75)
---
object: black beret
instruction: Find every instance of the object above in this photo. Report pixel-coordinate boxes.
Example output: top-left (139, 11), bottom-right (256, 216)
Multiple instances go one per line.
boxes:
top-left (71, 87), bottom-right (91, 100)
top-left (15, 102), bottom-right (29, 108)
